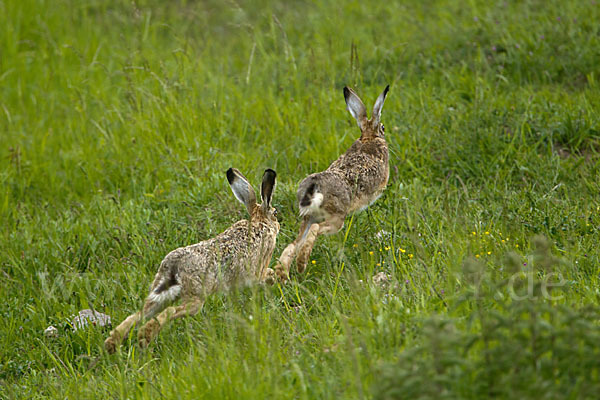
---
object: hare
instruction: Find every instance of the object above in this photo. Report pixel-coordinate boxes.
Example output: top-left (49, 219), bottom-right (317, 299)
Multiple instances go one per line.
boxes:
top-left (105, 168), bottom-right (279, 353)
top-left (273, 85), bottom-right (390, 282)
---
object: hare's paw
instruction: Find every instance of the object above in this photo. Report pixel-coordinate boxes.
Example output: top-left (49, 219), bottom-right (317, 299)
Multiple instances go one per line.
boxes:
top-left (274, 263), bottom-right (290, 284)
top-left (262, 267), bottom-right (277, 285)
top-left (297, 260), bottom-right (307, 274)
top-left (138, 319), bottom-right (160, 349)
top-left (104, 334), bottom-right (119, 354)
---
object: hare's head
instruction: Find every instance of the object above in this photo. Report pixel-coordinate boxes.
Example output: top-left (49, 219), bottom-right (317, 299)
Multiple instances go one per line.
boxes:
top-left (226, 168), bottom-right (278, 226)
top-left (344, 85), bottom-right (390, 140)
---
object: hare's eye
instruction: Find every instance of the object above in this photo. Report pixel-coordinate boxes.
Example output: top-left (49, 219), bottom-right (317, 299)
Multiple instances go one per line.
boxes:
top-left (273, 208), bottom-right (278, 217)
top-left (381, 124), bottom-right (385, 132)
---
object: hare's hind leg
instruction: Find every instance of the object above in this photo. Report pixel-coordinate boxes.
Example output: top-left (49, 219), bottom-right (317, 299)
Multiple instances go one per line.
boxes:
top-left (138, 297), bottom-right (204, 349)
top-left (105, 276), bottom-right (181, 353)
top-left (105, 311), bottom-right (142, 354)
top-left (274, 219), bottom-right (311, 282)
top-left (104, 288), bottom-right (170, 354)
top-left (296, 216), bottom-right (345, 274)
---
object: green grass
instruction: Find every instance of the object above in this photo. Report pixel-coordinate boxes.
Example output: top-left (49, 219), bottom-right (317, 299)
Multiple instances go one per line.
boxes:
top-left (2, 0), bottom-right (600, 398)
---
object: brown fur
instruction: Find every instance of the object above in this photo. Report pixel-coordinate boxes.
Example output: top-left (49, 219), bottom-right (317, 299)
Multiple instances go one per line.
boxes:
top-left (274, 85), bottom-right (390, 281)
top-left (105, 168), bottom-right (279, 353)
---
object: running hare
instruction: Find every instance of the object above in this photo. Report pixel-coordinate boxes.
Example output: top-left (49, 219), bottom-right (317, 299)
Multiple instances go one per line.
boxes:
top-left (105, 168), bottom-right (279, 353)
top-left (274, 85), bottom-right (390, 282)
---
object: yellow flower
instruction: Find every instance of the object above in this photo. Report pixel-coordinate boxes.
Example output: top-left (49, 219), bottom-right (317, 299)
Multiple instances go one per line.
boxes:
top-left (409, 254), bottom-right (414, 259)
top-left (379, 248), bottom-right (382, 252)
top-left (501, 239), bottom-right (505, 243)
top-left (485, 231), bottom-right (490, 235)
top-left (472, 231), bottom-right (476, 235)
top-left (385, 246), bottom-right (390, 251)
top-left (311, 260), bottom-right (316, 264)
top-left (487, 251), bottom-right (491, 255)
top-left (400, 248), bottom-right (406, 253)
top-left (476, 254), bottom-right (480, 258)
top-left (376, 263), bottom-right (381, 267)
top-left (353, 244), bottom-right (358, 248)
top-left (516, 244), bottom-right (519, 248)
top-left (369, 251), bottom-right (374, 255)
top-left (382, 260), bottom-right (386, 264)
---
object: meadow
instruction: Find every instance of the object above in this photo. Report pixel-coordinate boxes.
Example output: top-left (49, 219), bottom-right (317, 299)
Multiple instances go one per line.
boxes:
top-left (1, 0), bottom-right (600, 398)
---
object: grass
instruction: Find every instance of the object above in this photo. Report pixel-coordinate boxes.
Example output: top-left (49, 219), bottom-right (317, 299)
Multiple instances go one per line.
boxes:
top-left (1, 0), bottom-right (600, 398)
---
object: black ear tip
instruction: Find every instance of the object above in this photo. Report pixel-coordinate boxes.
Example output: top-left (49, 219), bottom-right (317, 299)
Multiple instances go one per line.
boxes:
top-left (383, 85), bottom-right (390, 96)
top-left (263, 168), bottom-right (277, 181)
top-left (343, 86), bottom-right (351, 98)
top-left (226, 168), bottom-right (235, 184)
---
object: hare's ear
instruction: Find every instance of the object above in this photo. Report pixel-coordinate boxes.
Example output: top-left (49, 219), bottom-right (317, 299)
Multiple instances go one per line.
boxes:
top-left (260, 169), bottom-right (277, 211)
top-left (344, 86), bottom-right (367, 129)
top-left (227, 168), bottom-right (257, 215)
top-left (371, 85), bottom-right (390, 128)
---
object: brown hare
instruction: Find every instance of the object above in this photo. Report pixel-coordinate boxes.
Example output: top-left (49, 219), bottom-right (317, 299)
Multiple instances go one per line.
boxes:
top-left (274, 85), bottom-right (390, 282)
top-left (105, 168), bottom-right (279, 353)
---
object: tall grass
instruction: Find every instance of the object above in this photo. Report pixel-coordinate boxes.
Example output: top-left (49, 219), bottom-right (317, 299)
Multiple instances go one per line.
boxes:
top-left (1, 0), bottom-right (599, 398)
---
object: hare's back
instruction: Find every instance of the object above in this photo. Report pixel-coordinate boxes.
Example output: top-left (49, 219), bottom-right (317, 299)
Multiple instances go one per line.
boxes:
top-left (159, 221), bottom-right (252, 295)
top-left (330, 139), bottom-right (389, 211)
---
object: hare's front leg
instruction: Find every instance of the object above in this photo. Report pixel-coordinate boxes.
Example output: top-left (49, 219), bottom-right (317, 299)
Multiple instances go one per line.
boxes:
top-left (138, 297), bottom-right (204, 349)
top-left (105, 311), bottom-right (142, 354)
